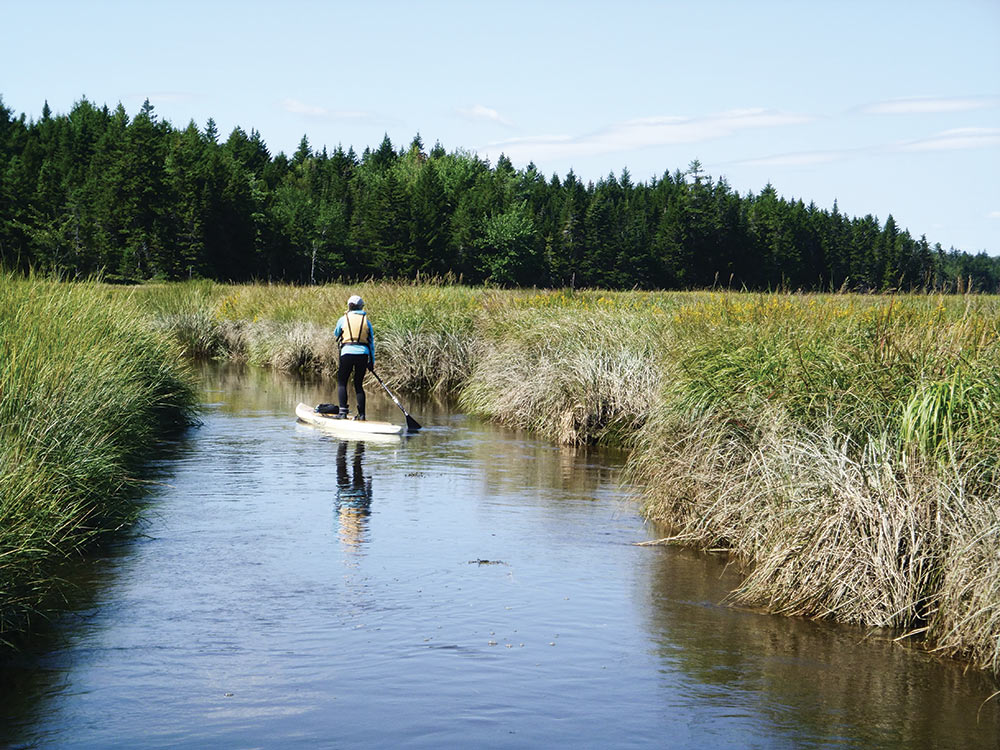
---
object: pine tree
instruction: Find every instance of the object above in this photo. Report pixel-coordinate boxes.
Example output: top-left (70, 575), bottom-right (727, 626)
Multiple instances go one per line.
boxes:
top-left (652, 189), bottom-right (690, 288)
top-left (371, 170), bottom-right (412, 274)
top-left (83, 103), bottom-right (133, 277)
top-left (311, 196), bottom-right (349, 281)
top-left (749, 183), bottom-right (797, 288)
top-left (547, 169), bottom-right (588, 287)
top-left (825, 200), bottom-right (852, 289)
top-left (914, 235), bottom-right (936, 289)
top-left (204, 117), bottom-right (219, 144)
top-left (410, 160), bottom-right (451, 275)
top-left (879, 214), bottom-right (900, 289)
top-left (292, 134), bottom-right (311, 167)
top-left (849, 215), bottom-right (881, 290)
top-left (115, 98), bottom-right (172, 278)
top-left (166, 121), bottom-right (209, 277)
top-left (582, 177), bottom-right (621, 288)
top-left (368, 134), bottom-right (397, 172)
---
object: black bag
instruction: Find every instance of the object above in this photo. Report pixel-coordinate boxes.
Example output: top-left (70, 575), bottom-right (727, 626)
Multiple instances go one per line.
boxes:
top-left (316, 403), bottom-right (340, 414)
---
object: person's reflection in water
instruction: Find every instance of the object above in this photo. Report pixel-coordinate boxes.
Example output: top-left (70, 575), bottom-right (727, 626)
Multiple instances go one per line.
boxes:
top-left (335, 440), bottom-right (373, 553)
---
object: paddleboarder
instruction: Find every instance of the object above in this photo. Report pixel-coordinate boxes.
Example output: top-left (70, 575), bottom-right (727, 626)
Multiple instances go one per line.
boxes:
top-left (334, 294), bottom-right (374, 420)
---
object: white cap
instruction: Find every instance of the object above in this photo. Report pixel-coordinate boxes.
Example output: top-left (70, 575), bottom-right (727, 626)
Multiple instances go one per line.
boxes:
top-left (347, 294), bottom-right (364, 308)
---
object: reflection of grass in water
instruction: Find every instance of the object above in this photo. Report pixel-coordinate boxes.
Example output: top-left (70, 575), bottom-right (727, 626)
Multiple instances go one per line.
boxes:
top-left (132, 281), bottom-right (1000, 674)
top-left (0, 274), bottom-right (197, 645)
top-left (645, 544), bottom-right (1000, 748)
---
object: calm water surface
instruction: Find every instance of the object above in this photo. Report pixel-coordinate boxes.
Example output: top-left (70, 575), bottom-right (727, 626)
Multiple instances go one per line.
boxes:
top-left (2, 364), bottom-right (998, 749)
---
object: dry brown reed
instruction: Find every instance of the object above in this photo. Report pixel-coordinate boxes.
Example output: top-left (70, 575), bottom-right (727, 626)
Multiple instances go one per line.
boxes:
top-left (458, 308), bottom-right (664, 444)
top-left (929, 477), bottom-right (1000, 673)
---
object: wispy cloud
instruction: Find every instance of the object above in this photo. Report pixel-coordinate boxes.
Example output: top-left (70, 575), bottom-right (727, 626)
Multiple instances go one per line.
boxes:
top-left (457, 104), bottom-right (513, 126)
top-left (733, 126), bottom-right (1000, 169)
top-left (733, 150), bottom-right (849, 168)
top-left (281, 98), bottom-right (374, 121)
top-left (895, 127), bottom-right (1000, 151)
top-left (485, 108), bottom-right (813, 162)
top-left (860, 95), bottom-right (998, 115)
top-left (988, 211), bottom-right (1000, 220)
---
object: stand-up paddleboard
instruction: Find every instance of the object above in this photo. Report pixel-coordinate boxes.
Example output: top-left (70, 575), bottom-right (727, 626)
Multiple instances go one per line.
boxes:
top-left (296, 402), bottom-right (404, 438)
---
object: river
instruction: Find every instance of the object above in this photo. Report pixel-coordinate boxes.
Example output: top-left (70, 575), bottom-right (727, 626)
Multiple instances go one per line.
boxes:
top-left (1, 363), bottom-right (997, 749)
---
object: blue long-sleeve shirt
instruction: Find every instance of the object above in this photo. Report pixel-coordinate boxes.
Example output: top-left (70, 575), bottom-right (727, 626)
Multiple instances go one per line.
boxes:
top-left (334, 311), bottom-right (374, 364)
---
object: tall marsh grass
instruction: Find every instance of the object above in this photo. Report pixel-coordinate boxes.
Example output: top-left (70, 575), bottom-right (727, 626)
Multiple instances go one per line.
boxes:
top-left (631, 292), bottom-right (1000, 672)
top-left (458, 307), bottom-right (665, 444)
top-left (0, 275), bottom-right (197, 644)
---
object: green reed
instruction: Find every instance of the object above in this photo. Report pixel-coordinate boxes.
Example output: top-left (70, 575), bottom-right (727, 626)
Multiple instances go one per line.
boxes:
top-left (0, 274), bottom-right (197, 644)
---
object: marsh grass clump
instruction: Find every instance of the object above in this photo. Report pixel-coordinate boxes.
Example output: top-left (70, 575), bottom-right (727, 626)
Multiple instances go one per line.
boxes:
top-left (459, 307), bottom-right (665, 445)
top-left (376, 326), bottom-right (476, 393)
top-left (0, 275), bottom-right (197, 644)
top-left (931, 486), bottom-right (1000, 673)
top-left (239, 321), bottom-right (337, 373)
top-left (152, 310), bottom-right (223, 358)
top-left (632, 411), bottom-right (940, 624)
top-left (630, 291), bottom-right (1000, 672)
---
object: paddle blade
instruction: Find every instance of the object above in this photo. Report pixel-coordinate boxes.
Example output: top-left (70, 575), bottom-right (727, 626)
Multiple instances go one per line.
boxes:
top-left (371, 369), bottom-right (422, 431)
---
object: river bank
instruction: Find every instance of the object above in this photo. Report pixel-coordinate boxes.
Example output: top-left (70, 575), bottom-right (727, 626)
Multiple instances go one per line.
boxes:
top-left (0, 275), bottom-right (198, 646)
top-left (134, 280), bottom-right (1000, 674)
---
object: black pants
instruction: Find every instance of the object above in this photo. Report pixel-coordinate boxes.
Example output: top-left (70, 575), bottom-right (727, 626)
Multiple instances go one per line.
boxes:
top-left (337, 353), bottom-right (369, 416)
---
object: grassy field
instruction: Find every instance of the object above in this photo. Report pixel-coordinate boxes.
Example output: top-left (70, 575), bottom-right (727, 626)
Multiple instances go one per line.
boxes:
top-left (0, 275), bottom-right (197, 645)
top-left (88, 281), bottom-right (1000, 673)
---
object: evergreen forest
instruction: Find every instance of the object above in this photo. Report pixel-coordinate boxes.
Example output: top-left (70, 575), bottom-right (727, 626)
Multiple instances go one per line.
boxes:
top-left (1, 96), bottom-right (997, 291)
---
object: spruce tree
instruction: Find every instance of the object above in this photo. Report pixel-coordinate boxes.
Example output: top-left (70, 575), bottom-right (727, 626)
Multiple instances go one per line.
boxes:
top-left (410, 160), bottom-right (451, 275)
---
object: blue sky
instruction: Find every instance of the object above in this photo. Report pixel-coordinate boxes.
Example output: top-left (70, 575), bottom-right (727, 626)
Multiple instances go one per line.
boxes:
top-left (4, 0), bottom-right (999, 253)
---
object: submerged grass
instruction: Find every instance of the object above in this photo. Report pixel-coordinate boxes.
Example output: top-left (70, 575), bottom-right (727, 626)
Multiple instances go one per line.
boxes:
top-left (0, 274), bottom-right (197, 645)
top-left (130, 281), bottom-right (1000, 673)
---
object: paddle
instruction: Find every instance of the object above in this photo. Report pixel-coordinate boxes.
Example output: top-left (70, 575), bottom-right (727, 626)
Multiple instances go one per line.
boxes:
top-left (369, 369), bottom-right (422, 431)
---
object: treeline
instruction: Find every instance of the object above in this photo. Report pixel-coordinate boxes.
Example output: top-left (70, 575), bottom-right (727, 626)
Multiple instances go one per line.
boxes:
top-left (1, 96), bottom-right (997, 290)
